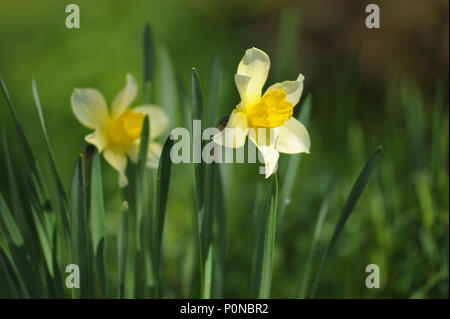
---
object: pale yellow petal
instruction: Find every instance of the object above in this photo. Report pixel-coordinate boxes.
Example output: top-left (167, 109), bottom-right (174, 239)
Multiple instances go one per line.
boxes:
top-left (126, 139), bottom-right (161, 168)
top-left (126, 141), bottom-right (140, 163)
top-left (103, 149), bottom-right (128, 187)
top-left (85, 129), bottom-right (107, 152)
top-left (265, 73), bottom-right (304, 107)
top-left (111, 73), bottom-right (137, 119)
top-left (71, 88), bottom-right (109, 129)
top-left (248, 127), bottom-right (279, 178)
top-left (234, 74), bottom-right (250, 110)
top-left (147, 142), bottom-right (162, 168)
top-left (133, 105), bottom-right (169, 139)
top-left (237, 47), bottom-right (270, 106)
top-left (277, 117), bottom-right (310, 154)
top-left (213, 110), bottom-right (248, 148)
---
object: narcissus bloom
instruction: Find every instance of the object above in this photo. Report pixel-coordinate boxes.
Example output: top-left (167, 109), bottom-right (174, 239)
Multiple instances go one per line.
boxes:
top-left (214, 47), bottom-right (310, 178)
top-left (71, 73), bottom-right (169, 187)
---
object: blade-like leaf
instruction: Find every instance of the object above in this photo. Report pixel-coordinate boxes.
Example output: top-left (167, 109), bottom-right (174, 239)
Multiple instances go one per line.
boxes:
top-left (309, 146), bottom-right (382, 298)
top-left (0, 195), bottom-right (31, 297)
top-left (90, 151), bottom-right (105, 254)
top-left (1, 130), bottom-right (27, 233)
top-left (154, 136), bottom-right (174, 273)
top-left (191, 68), bottom-right (206, 296)
top-left (70, 156), bottom-right (92, 298)
top-left (32, 79), bottom-right (71, 242)
top-left (0, 249), bottom-right (29, 298)
top-left (258, 174), bottom-right (279, 298)
top-left (158, 47), bottom-right (177, 125)
top-left (29, 201), bottom-right (54, 278)
top-left (0, 194), bottom-right (24, 248)
top-left (135, 116), bottom-right (149, 251)
top-left (213, 165), bottom-right (226, 298)
top-left (118, 202), bottom-right (129, 299)
top-left (89, 151), bottom-right (107, 297)
top-left (297, 174), bottom-right (336, 298)
top-left (96, 237), bottom-right (107, 298)
top-left (202, 244), bottom-right (213, 299)
top-left (0, 76), bottom-right (47, 206)
top-left (278, 95), bottom-right (311, 225)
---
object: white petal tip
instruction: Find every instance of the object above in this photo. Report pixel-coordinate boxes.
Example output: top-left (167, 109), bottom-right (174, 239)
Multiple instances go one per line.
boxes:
top-left (297, 73), bottom-right (305, 82)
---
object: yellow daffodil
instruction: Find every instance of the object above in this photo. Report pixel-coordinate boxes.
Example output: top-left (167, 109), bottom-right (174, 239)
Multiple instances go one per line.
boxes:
top-left (71, 73), bottom-right (169, 187)
top-left (214, 47), bottom-right (310, 178)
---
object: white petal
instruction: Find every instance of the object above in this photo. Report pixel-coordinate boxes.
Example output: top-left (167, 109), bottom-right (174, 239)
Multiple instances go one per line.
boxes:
top-left (248, 127), bottom-right (279, 178)
top-left (234, 74), bottom-right (250, 110)
top-left (277, 117), bottom-right (310, 154)
top-left (237, 47), bottom-right (270, 106)
top-left (111, 73), bottom-right (138, 119)
top-left (266, 73), bottom-right (304, 106)
top-left (71, 88), bottom-right (109, 129)
top-left (126, 141), bottom-right (139, 163)
top-left (85, 129), bottom-right (107, 152)
top-left (103, 149), bottom-right (128, 187)
top-left (126, 140), bottom-right (161, 168)
top-left (133, 105), bottom-right (169, 139)
top-left (147, 142), bottom-right (162, 168)
top-left (213, 110), bottom-right (248, 148)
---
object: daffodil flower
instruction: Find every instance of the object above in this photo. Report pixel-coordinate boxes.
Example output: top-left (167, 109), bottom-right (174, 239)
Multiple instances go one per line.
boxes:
top-left (71, 73), bottom-right (169, 187)
top-left (214, 47), bottom-right (310, 178)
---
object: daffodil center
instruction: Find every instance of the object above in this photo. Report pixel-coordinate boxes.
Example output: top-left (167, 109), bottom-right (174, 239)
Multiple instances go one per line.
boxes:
top-left (245, 89), bottom-right (293, 128)
top-left (107, 109), bottom-right (145, 146)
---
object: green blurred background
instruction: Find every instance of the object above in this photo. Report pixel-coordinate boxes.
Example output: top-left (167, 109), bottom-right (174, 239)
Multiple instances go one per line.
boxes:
top-left (0, 0), bottom-right (448, 298)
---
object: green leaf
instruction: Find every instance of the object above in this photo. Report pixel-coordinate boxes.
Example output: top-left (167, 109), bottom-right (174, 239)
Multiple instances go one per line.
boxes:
top-left (51, 228), bottom-right (64, 298)
top-left (89, 151), bottom-right (107, 297)
top-left (200, 163), bottom-right (216, 298)
top-left (191, 68), bottom-right (205, 215)
top-left (118, 202), bottom-right (129, 299)
top-left (96, 237), bottom-right (107, 298)
top-left (90, 151), bottom-right (105, 254)
top-left (309, 146), bottom-right (382, 298)
top-left (213, 166), bottom-right (226, 298)
top-left (135, 116), bottom-right (149, 251)
top-left (0, 195), bottom-right (31, 298)
top-left (409, 269), bottom-right (448, 299)
top-left (202, 244), bottom-right (213, 299)
top-left (1, 130), bottom-right (28, 235)
top-left (297, 174), bottom-right (336, 298)
top-left (32, 79), bottom-right (71, 242)
top-left (158, 47), bottom-right (177, 125)
top-left (278, 95), bottom-right (311, 225)
top-left (191, 68), bottom-right (204, 122)
top-left (0, 76), bottom-right (47, 206)
top-left (70, 155), bottom-right (92, 298)
top-left (0, 249), bottom-right (29, 298)
top-left (30, 200), bottom-right (54, 278)
top-left (154, 136), bottom-right (174, 274)
top-left (251, 175), bottom-right (279, 298)
top-left (0, 193), bottom-right (25, 247)
top-left (258, 174), bottom-right (279, 298)
top-left (191, 68), bottom-right (206, 296)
